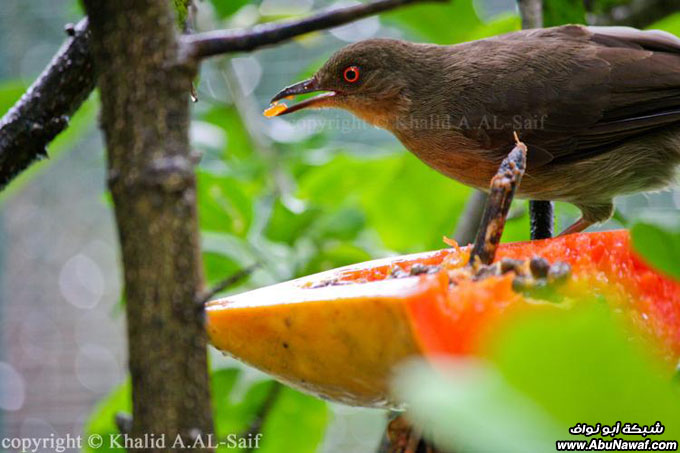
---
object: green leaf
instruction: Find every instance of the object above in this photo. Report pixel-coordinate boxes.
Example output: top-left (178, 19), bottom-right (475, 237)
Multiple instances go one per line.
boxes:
top-left (490, 307), bottom-right (680, 434)
top-left (200, 106), bottom-right (257, 162)
top-left (497, 202), bottom-right (530, 243)
top-left (257, 386), bottom-right (329, 453)
top-left (393, 359), bottom-right (562, 452)
top-left (211, 369), bottom-right (328, 453)
top-left (198, 170), bottom-right (255, 236)
top-left (649, 12), bottom-right (680, 36)
top-left (297, 151), bottom-right (471, 252)
top-left (384, 0), bottom-right (482, 44)
top-left (264, 199), bottom-right (322, 245)
top-left (211, 369), bottom-right (277, 445)
top-left (203, 251), bottom-right (242, 289)
top-left (210, 0), bottom-right (251, 19)
top-left (543, 0), bottom-right (586, 26)
top-left (300, 241), bottom-right (372, 275)
top-left (83, 380), bottom-right (131, 453)
top-left (0, 80), bottom-right (25, 114)
top-left (360, 152), bottom-right (471, 252)
top-left (631, 222), bottom-right (680, 281)
top-left (466, 13), bottom-right (521, 41)
top-left (311, 206), bottom-right (366, 242)
top-left (173, 0), bottom-right (191, 26)
top-left (393, 306), bottom-right (680, 452)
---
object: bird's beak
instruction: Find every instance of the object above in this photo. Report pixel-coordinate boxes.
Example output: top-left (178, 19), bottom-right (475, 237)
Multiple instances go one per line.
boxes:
top-left (265, 77), bottom-right (337, 117)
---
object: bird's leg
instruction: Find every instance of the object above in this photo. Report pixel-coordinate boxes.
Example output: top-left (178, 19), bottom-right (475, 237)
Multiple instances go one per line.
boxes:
top-left (529, 200), bottom-right (554, 239)
top-left (558, 202), bottom-right (612, 236)
top-left (469, 136), bottom-right (527, 266)
top-left (558, 218), bottom-right (592, 236)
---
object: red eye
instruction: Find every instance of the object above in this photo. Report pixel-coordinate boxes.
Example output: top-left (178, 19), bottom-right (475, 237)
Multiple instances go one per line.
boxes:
top-left (343, 66), bottom-right (360, 83)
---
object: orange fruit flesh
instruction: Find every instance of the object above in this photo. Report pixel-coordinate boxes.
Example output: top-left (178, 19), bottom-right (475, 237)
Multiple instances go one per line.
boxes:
top-left (206, 230), bottom-right (680, 408)
top-left (263, 103), bottom-right (287, 117)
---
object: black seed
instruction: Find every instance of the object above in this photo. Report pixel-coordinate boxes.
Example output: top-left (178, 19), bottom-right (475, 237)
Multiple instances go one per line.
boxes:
top-left (474, 263), bottom-right (500, 280)
top-left (529, 256), bottom-right (550, 279)
top-left (410, 263), bottom-right (429, 275)
top-left (282, 342), bottom-right (289, 349)
top-left (500, 258), bottom-right (523, 274)
top-left (389, 266), bottom-right (409, 279)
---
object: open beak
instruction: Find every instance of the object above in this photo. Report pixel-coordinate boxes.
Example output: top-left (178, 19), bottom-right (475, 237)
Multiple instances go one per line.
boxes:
top-left (265, 77), bottom-right (337, 117)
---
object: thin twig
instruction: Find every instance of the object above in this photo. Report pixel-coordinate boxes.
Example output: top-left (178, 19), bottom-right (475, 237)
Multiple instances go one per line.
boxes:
top-left (0, 17), bottom-right (94, 190)
top-left (114, 412), bottom-right (132, 435)
top-left (196, 264), bottom-right (258, 306)
top-left (240, 382), bottom-right (283, 451)
top-left (181, 0), bottom-right (446, 61)
top-left (453, 191), bottom-right (488, 246)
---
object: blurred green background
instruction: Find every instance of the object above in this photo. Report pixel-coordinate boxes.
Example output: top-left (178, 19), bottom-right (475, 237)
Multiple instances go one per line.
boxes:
top-left (1, 0), bottom-right (679, 452)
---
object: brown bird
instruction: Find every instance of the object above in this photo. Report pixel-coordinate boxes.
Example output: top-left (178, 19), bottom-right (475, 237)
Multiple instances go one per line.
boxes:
top-left (267, 25), bottom-right (680, 235)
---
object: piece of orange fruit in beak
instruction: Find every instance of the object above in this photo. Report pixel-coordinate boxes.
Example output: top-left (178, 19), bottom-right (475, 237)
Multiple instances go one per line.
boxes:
top-left (263, 103), bottom-right (288, 117)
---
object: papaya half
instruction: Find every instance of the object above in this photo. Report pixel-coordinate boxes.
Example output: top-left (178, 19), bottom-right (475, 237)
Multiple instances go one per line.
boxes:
top-left (206, 230), bottom-right (680, 408)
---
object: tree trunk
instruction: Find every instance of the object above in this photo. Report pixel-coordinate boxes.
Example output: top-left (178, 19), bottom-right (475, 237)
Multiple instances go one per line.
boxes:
top-left (82, 1), bottom-right (213, 451)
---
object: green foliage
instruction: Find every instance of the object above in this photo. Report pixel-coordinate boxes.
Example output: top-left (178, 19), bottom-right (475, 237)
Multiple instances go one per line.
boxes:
top-left (212, 366), bottom-right (328, 453)
top-left (466, 14), bottom-right (521, 41)
top-left (385, 0), bottom-right (482, 44)
top-left (393, 306), bottom-right (680, 452)
top-left (83, 380), bottom-right (131, 453)
top-left (543, 0), bottom-right (586, 27)
top-left (0, 80), bottom-right (25, 114)
top-left (83, 369), bottom-right (328, 453)
top-left (210, 0), bottom-right (251, 20)
top-left (256, 386), bottom-right (328, 453)
top-left (296, 151), bottom-right (471, 252)
top-left (650, 12), bottom-right (680, 36)
top-left (632, 221), bottom-right (680, 281)
top-left (173, 0), bottom-right (191, 27)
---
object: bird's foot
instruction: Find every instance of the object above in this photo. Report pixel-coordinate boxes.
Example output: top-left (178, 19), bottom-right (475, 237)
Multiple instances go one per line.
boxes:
top-left (558, 218), bottom-right (592, 236)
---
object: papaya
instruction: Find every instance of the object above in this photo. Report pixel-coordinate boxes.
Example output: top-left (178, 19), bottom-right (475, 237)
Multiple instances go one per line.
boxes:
top-left (206, 230), bottom-right (680, 408)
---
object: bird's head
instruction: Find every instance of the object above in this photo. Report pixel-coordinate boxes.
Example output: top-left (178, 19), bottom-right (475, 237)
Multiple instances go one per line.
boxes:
top-left (267, 39), bottom-right (422, 128)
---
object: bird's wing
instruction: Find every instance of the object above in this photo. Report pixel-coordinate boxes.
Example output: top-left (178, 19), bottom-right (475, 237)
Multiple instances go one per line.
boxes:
top-left (455, 25), bottom-right (680, 168)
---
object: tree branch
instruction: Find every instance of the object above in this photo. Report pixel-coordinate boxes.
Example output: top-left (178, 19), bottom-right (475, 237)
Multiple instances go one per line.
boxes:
top-left (196, 264), bottom-right (258, 307)
top-left (516, 0), bottom-right (543, 29)
top-left (82, 0), bottom-right (212, 450)
top-left (181, 0), bottom-right (446, 61)
top-left (0, 18), bottom-right (94, 190)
